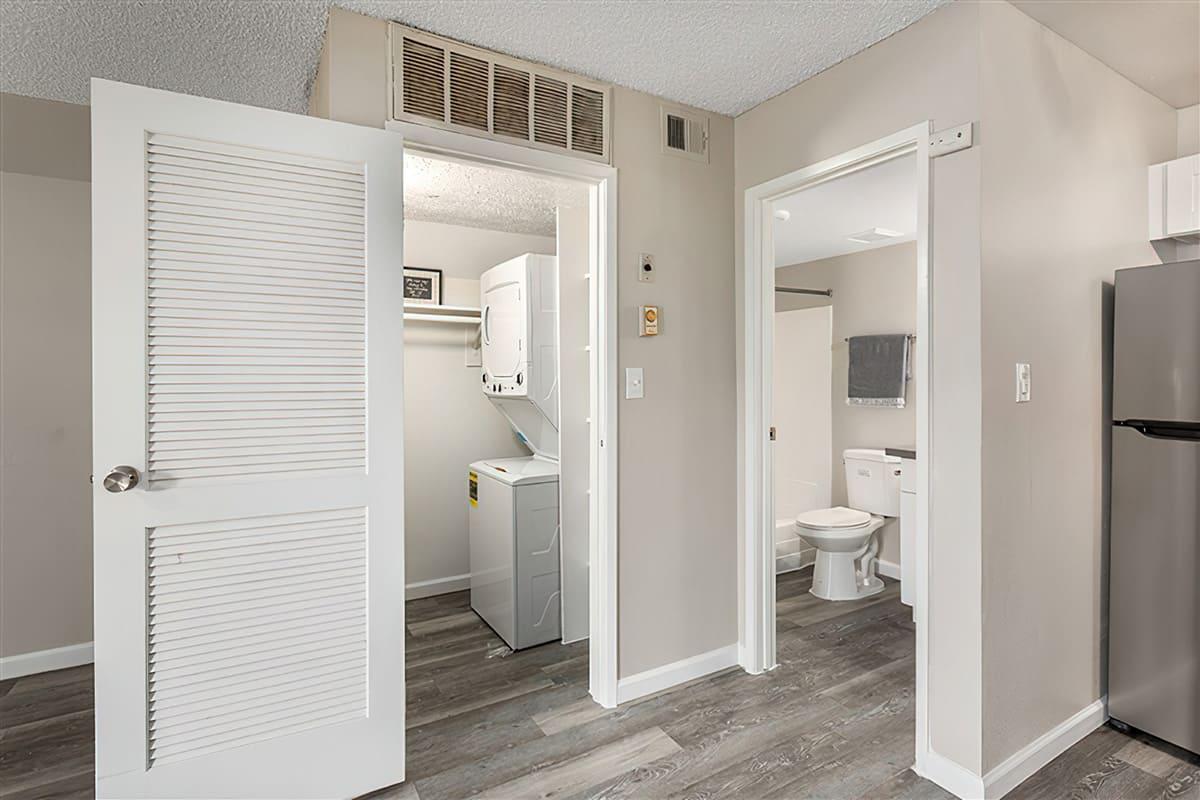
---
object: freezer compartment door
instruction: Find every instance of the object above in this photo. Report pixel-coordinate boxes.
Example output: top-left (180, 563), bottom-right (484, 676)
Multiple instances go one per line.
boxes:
top-left (1108, 425), bottom-right (1200, 753)
top-left (1112, 260), bottom-right (1200, 422)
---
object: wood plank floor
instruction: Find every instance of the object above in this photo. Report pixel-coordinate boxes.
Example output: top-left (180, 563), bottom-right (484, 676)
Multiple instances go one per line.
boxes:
top-left (3, 568), bottom-right (1197, 799)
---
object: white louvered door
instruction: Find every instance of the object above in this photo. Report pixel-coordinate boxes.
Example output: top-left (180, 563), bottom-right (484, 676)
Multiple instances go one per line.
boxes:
top-left (91, 79), bottom-right (407, 799)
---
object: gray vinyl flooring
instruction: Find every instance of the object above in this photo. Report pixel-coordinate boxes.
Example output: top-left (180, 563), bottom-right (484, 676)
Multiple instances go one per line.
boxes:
top-left (2, 568), bottom-right (1197, 799)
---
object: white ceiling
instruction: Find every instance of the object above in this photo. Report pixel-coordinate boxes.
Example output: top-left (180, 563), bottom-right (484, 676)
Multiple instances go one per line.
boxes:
top-left (1012, 0), bottom-right (1200, 108)
top-left (404, 153), bottom-right (578, 236)
top-left (773, 154), bottom-right (917, 268)
top-left (0, 0), bottom-right (950, 117)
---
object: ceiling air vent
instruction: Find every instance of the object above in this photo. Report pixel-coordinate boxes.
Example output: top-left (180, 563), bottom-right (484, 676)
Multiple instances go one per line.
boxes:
top-left (661, 104), bottom-right (708, 163)
top-left (391, 24), bottom-right (611, 164)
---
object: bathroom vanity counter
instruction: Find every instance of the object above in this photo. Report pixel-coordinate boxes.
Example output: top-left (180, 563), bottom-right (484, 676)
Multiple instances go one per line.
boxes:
top-left (885, 446), bottom-right (917, 460)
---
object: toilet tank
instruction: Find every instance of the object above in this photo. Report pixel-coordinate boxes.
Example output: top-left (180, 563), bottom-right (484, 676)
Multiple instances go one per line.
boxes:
top-left (843, 449), bottom-right (902, 516)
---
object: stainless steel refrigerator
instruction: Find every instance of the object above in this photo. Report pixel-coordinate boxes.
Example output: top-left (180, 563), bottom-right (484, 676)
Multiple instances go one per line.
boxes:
top-left (1109, 259), bottom-right (1200, 755)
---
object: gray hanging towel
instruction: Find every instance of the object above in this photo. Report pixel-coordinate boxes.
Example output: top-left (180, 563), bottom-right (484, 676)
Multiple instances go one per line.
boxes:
top-left (847, 334), bottom-right (910, 407)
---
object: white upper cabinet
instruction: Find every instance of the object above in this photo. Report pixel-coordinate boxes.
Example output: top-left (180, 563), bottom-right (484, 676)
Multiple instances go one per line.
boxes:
top-left (1150, 154), bottom-right (1200, 241)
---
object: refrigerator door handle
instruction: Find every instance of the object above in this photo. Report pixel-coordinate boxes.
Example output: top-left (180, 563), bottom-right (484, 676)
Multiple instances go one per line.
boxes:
top-left (1114, 419), bottom-right (1200, 442)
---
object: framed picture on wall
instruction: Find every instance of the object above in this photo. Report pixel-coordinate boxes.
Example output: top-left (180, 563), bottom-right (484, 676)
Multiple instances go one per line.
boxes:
top-left (403, 267), bottom-right (442, 306)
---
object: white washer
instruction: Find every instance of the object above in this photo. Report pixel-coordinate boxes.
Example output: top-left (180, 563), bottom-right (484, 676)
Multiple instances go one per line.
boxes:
top-left (468, 457), bottom-right (561, 650)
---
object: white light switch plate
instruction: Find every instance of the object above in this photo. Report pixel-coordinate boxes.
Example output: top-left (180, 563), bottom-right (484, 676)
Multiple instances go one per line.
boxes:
top-left (1015, 363), bottom-right (1031, 403)
top-left (625, 367), bottom-right (644, 399)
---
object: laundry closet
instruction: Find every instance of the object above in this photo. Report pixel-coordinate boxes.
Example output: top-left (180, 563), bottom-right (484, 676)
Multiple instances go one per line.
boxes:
top-left (401, 153), bottom-right (589, 650)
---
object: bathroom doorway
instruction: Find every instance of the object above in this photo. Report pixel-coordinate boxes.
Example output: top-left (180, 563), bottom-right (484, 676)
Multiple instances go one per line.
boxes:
top-left (739, 122), bottom-right (933, 771)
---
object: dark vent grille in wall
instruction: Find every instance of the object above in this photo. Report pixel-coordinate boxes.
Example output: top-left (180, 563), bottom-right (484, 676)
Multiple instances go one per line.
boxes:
top-left (533, 75), bottom-right (569, 149)
top-left (571, 85), bottom-right (605, 156)
top-left (402, 37), bottom-right (445, 121)
top-left (492, 64), bottom-right (531, 140)
top-left (449, 51), bottom-right (489, 130)
top-left (666, 114), bottom-right (686, 151)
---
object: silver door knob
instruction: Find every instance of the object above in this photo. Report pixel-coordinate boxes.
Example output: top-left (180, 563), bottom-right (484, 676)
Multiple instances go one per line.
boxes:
top-left (103, 465), bottom-right (140, 493)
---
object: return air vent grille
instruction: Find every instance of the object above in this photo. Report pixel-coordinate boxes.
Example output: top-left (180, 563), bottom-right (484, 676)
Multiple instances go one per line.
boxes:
top-left (144, 133), bottom-right (367, 486)
top-left (661, 105), bottom-right (709, 163)
top-left (401, 37), bottom-right (445, 121)
top-left (449, 51), bottom-right (488, 130)
top-left (391, 24), bottom-right (610, 163)
top-left (533, 75), bottom-right (568, 149)
top-left (493, 64), bottom-right (531, 139)
top-left (571, 86), bottom-right (605, 156)
top-left (146, 508), bottom-right (367, 767)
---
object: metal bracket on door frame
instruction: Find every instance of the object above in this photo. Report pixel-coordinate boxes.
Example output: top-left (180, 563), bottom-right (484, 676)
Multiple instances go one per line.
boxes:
top-left (929, 122), bottom-right (973, 158)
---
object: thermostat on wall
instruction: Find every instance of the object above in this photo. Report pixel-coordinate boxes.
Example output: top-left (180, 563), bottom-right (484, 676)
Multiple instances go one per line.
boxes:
top-left (639, 305), bottom-right (659, 336)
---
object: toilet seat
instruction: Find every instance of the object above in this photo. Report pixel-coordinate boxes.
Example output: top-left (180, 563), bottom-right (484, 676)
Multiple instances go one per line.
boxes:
top-left (795, 506), bottom-right (871, 530)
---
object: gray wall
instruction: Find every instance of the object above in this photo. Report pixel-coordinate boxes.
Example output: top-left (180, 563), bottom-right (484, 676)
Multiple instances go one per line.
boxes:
top-left (776, 241), bottom-right (918, 566)
top-left (401, 220), bottom-right (557, 596)
top-left (0, 93), bottom-right (93, 659)
top-left (735, 0), bottom-right (986, 772)
top-left (976, 1), bottom-right (1180, 771)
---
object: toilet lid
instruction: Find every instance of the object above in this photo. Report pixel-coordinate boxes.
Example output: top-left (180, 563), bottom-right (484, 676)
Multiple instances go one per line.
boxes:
top-left (795, 506), bottom-right (872, 529)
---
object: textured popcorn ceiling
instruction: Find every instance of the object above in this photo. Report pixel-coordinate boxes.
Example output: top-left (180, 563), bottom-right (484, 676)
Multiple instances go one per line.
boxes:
top-left (0, 0), bottom-right (951, 117)
top-left (405, 154), bottom-right (577, 236)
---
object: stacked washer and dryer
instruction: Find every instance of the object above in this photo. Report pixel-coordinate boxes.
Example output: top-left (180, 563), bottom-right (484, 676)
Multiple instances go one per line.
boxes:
top-left (468, 254), bottom-right (562, 650)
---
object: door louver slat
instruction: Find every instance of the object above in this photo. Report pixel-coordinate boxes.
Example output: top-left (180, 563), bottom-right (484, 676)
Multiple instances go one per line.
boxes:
top-left (402, 37), bottom-right (446, 121)
top-left (533, 75), bottom-right (568, 149)
top-left (145, 134), bottom-right (366, 485)
top-left (392, 24), bottom-right (609, 163)
top-left (146, 508), bottom-right (367, 767)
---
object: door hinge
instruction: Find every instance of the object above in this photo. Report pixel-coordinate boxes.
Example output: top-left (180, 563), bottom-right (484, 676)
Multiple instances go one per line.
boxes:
top-left (769, 426), bottom-right (776, 441)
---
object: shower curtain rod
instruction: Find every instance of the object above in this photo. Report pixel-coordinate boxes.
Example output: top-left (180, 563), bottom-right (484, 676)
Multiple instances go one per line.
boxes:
top-left (775, 286), bottom-right (832, 297)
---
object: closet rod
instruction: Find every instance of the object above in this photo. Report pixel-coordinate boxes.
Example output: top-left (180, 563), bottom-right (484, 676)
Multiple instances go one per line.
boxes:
top-left (775, 286), bottom-right (832, 297)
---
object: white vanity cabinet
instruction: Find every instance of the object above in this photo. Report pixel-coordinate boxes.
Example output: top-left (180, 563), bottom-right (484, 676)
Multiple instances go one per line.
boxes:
top-left (899, 457), bottom-right (916, 609)
top-left (1149, 154), bottom-right (1200, 242)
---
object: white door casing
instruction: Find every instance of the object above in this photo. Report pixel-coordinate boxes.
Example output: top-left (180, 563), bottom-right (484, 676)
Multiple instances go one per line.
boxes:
top-left (92, 79), bottom-right (406, 799)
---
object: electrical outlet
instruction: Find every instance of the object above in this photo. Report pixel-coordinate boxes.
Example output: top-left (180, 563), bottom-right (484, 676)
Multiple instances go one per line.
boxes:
top-left (1015, 363), bottom-right (1031, 403)
top-left (637, 253), bottom-right (655, 283)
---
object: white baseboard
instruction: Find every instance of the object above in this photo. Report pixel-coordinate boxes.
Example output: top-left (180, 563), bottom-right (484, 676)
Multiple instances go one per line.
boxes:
top-left (406, 573), bottom-right (471, 600)
top-left (918, 750), bottom-right (986, 799)
top-left (878, 558), bottom-right (902, 580)
top-left (915, 697), bottom-right (1107, 800)
top-left (0, 642), bottom-right (94, 680)
top-left (617, 643), bottom-right (739, 704)
top-left (982, 697), bottom-right (1107, 799)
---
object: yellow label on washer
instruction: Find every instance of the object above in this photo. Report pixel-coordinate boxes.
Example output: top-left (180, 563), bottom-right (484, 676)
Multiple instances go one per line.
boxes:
top-left (468, 471), bottom-right (478, 506)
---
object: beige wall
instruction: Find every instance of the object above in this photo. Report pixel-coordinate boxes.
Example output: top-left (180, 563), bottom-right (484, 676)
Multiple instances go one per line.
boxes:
top-left (977, 1), bottom-right (1179, 771)
top-left (776, 241), bottom-right (918, 566)
top-left (401, 221), bottom-right (555, 595)
top-left (611, 86), bottom-right (738, 675)
top-left (0, 93), bottom-right (93, 659)
top-left (735, 0), bottom-right (985, 772)
top-left (1178, 104), bottom-right (1199, 157)
top-left (312, 10), bottom-right (740, 679)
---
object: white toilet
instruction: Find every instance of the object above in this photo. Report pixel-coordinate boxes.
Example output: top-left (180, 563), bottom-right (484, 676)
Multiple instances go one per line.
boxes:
top-left (794, 449), bottom-right (901, 601)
